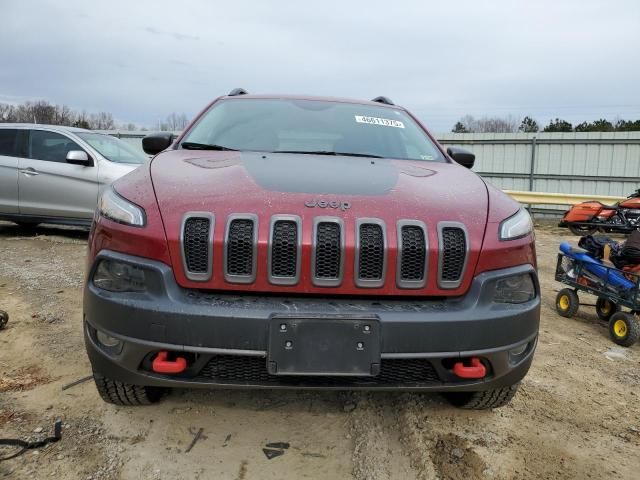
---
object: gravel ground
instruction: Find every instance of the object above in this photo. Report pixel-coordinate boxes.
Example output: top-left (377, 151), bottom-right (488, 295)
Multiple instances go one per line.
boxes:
top-left (1, 221), bottom-right (639, 479)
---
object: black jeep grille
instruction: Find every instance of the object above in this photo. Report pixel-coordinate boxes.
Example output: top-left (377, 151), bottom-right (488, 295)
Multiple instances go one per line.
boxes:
top-left (271, 220), bottom-right (298, 278)
top-left (227, 219), bottom-right (254, 276)
top-left (315, 222), bottom-right (341, 279)
top-left (180, 213), bottom-right (467, 291)
top-left (198, 355), bottom-right (440, 386)
top-left (358, 223), bottom-right (384, 280)
top-left (400, 226), bottom-right (426, 281)
top-left (183, 217), bottom-right (211, 274)
top-left (441, 227), bottom-right (466, 282)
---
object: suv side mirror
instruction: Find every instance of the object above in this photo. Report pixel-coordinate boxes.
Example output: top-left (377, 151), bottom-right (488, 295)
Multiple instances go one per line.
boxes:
top-left (447, 146), bottom-right (475, 169)
top-left (66, 150), bottom-right (92, 166)
top-left (143, 133), bottom-right (174, 155)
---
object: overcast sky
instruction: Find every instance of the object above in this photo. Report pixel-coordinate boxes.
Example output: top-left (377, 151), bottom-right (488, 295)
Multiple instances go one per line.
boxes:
top-left (2, 0), bottom-right (639, 132)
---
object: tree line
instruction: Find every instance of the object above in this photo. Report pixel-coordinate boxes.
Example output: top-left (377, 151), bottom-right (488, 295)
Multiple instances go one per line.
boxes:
top-left (0, 100), bottom-right (189, 131)
top-left (451, 115), bottom-right (640, 133)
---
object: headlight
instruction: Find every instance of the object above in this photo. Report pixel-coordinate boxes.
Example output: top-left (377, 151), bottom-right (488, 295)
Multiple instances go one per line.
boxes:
top-left (499, 208), bottom-right (533, 240)
top-left (494, 273), bottom-right (535, 304)
top-left (99, 187), bottom-right (146, 227)
top-left (93, 259), bottom-right (147, 292)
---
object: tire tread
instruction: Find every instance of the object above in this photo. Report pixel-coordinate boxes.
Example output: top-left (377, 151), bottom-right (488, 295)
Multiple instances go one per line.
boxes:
top-left (93, 371), bottom-right (163, 406)
top-left (608, 312), bottom-right (640, 347)
top-left (446, 383), bottom-right (520, 409)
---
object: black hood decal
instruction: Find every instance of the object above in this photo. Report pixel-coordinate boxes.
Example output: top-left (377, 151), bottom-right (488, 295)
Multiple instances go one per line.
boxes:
top-left (240, 152), bottom-right (398, 196)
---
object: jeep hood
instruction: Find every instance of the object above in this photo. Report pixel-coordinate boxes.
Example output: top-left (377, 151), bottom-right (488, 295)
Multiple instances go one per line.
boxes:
top-left (149, 150), bottom-right (489, 295)
top-left (151, 150), bottom-right (488, 222)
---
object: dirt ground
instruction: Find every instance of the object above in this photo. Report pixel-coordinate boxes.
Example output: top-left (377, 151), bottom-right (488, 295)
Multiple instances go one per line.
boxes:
top-left (1, 221), bottom-right (639, 480)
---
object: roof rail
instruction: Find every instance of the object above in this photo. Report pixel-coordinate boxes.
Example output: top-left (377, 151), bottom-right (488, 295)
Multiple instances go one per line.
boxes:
top-left (371, 96), bottom-right (394, 106)
top-left (228, 88), bottom-right (248, 96)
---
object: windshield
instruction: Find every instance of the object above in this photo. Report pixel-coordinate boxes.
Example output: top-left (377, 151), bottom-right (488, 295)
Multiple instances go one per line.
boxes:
top-left (182, 99), bottom-right (445, 162)
top-left (77, 133), bottom-right (147, 164)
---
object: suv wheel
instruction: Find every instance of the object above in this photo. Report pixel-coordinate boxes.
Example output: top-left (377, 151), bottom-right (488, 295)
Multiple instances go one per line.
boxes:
top-left (93, 371), bottom-right (165, 406)
top-left (445, 383), bottom-right (520, 409)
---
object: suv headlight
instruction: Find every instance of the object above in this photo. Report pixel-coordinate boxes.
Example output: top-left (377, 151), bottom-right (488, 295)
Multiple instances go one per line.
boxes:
top-left (494, 273), bottom-right (536, 304)
top-left (93, 259), bottom-right (147, 292)
top-left (499, 208), bottom-right (533, 240)
top-left (99, 187), bottom-right (146, 227)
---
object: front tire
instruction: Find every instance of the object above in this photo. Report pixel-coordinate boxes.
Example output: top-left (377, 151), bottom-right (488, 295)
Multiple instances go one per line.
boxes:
top-left (93, 371), bottom-right (166, 406)
top-left (608, 312), bottom-right (640, 347)
top-left (568, 224), bottom-right (597, 236)
top-left (556, 289), bottom-right (579, 318)
top-left (445, 384), bottom-right (520, 409)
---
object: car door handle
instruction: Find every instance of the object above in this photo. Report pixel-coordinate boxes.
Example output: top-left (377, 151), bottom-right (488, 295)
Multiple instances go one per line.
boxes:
top-left (20, 168), bottom-right (39, 176)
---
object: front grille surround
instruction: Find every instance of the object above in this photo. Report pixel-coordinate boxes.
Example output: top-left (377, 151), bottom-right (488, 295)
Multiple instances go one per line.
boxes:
top-left (355, 218), bottom-right (387, 288)
top-left (224, 214), bottom-right (258, 284)
top-left (396, 220), bottom-right (428, 289)
top-left (311, 217), bottom-right (345, 287)
top-left (268, 215), bottom-right (302, 286)
top-left (180, 212), bottom-right (214, 282)
top-left (437, 221), bottom-right (469, 289)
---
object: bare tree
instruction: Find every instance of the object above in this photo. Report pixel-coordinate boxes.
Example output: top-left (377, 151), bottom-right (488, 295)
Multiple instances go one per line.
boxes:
top-left (88, 112), bottom-right (115, 130)
top-left (0, 103), bottom-right (16, 122)
top-left (164, 112), bottom-right (189, 130)
top-left (54, 104), bottom-right (75, 125)
top-left (451, 115), bottom-right (518, 133)
top-left (74, 110), bottom-right (90, 129)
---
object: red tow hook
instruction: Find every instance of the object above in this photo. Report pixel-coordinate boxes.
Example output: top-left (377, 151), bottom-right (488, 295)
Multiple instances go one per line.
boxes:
top-left (152, 351), bottom-right (187, 374)
top-left (452, 357), bottom-right (487, 379)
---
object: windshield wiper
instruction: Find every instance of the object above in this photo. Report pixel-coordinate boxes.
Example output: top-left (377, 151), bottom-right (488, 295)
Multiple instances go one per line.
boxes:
top-left (181, 142), bottom-right (237, 151)
top-left (272, 150), bottom-right (384, 159)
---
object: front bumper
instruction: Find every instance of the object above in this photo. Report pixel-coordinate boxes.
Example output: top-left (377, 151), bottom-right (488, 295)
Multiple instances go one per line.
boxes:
top-left (84, 250), bottom-right (540, 391)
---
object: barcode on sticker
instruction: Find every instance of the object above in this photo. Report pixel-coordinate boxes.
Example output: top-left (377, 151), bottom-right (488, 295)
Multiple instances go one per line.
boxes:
top-left (355, 116), bottom-right (405, 128)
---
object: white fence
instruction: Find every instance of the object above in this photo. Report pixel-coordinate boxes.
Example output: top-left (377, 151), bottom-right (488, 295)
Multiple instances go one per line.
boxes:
top-left (438, 132), bottom-right (640, 214)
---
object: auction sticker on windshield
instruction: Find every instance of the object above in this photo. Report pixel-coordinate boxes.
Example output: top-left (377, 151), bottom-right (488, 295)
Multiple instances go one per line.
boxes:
top-left (355, 116), bottom-right (405, 128)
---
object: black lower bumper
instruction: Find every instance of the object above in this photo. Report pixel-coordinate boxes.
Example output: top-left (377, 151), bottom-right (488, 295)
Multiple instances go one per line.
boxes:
top-left (84, 250), bottom-right (540, 391)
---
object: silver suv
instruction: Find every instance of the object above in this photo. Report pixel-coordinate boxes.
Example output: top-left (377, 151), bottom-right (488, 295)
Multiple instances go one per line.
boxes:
top-left (0, 124), bottom-right (147, 227)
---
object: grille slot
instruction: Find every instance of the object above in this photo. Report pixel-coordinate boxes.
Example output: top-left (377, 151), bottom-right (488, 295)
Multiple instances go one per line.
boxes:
top-left (181, 213), bottom-right (213, 281)
top-left (225, 215), bottom-right (257, 283)
top-left (199, 355), bottom-right (440, 386)
top-left (313, 219), bottom-right (343, 286)
top-left (438, 223), bottom-right (468, 288)
top-left (397, 221), bottom-right (427, 288)
top-left (269, 216), bottom-right (300, 285)
top-left (356, 220), bottom-right (386, 287)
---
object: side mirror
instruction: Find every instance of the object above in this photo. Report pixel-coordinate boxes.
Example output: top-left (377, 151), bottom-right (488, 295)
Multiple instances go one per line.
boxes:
top-left (66, 150), bottom-right (92, 166)
top-left (447, 146), bottom-right (475, 169)
top-left (142, 133), bottom-right (174, 155)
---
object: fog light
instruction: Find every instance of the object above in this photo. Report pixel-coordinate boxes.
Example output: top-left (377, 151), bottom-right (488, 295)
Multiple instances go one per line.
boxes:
top-left (96, 330), bottom-right (122, 348)
top-left (494, 274), bottom-right (535, 304)
top-left (509, 342), bottom-right (528, 356)
top-left (93, 259), bottom-right (147, 293)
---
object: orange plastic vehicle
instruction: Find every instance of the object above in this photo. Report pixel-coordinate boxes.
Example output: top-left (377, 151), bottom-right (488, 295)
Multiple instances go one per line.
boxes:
top-left (560, 189), bottom-right (640, 236)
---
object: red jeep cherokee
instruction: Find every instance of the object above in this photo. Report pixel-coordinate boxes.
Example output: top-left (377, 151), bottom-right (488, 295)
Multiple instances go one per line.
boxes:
top-left (84, 90), bottom-right (539, 409)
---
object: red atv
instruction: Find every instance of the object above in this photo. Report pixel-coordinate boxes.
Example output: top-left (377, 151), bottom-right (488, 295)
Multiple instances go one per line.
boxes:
top-left (560, 189), bottom-right (640, 236)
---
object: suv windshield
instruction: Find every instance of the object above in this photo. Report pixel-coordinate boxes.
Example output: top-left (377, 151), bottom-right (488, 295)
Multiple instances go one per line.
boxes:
top-left (182, 99), bottom-right (445, 162)
top-left (77, 133), bottom-right (147, 164)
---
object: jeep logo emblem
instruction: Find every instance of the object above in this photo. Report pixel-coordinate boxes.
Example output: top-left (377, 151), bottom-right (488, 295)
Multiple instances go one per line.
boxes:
top-left (305, 199), bottom-right (351, 211)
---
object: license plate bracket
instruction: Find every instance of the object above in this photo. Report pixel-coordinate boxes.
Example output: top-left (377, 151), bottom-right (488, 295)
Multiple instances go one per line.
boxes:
top-left (268, 315), bottom-right (381, 376)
